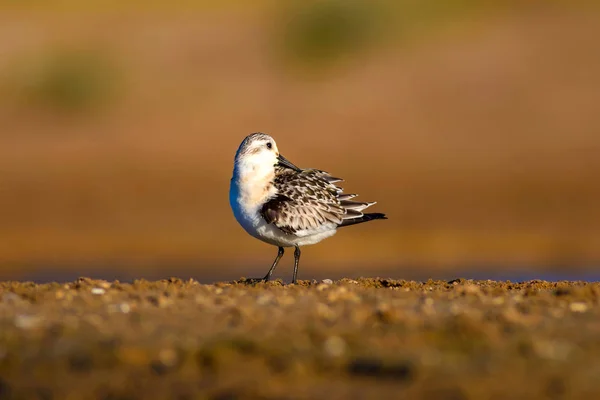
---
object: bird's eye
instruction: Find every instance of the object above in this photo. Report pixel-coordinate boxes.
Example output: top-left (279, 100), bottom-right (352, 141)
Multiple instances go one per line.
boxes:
top-left (266, 142), bottom-right (272, 149)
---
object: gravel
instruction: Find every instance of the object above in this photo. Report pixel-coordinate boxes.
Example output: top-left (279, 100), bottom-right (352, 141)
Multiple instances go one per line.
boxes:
top-left (1, 277), bottom-right (599, 399)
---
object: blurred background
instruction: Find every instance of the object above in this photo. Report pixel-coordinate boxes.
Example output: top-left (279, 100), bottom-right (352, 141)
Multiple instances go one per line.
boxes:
top-left (0, 0), bottom-right (599, 282)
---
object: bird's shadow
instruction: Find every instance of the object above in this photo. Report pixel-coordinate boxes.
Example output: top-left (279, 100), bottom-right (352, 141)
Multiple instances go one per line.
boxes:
top-left (233, 277), bottom-right (314, 287)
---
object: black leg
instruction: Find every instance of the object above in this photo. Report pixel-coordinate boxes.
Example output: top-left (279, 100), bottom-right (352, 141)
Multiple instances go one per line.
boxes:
top-left (292, 245), bottom-right (301, 284)
top-left (263, 247), bottom-right (285, 282)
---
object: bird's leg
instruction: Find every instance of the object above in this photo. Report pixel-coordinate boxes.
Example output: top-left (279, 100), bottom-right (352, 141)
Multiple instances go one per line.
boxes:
top-left (263, 246), bottom-right (285, 282)
top-left (292, 245), bottom-right (301, 284)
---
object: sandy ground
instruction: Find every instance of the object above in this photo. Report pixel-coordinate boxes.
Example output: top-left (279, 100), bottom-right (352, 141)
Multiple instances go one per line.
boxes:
top-left (1, 277), bottom-right (599, 399)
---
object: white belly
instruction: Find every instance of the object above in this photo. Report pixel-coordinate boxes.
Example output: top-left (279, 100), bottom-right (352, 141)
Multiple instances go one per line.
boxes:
top-left (229, 179), bottom-right (337, 247)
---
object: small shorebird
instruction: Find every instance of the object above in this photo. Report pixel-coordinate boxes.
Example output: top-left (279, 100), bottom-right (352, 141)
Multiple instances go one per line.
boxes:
top-left (229, 132), bottom-right (387, 284)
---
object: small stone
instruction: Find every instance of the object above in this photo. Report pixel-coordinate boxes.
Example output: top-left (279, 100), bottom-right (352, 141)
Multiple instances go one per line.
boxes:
top-left (323, 336), bottom-right (346, 358)
top-left (256, 295), bottom-right (272, 306)
top-left (460, 284), bottom-right (481, 295)
top-left (549, 308), bottom-right (565, 318)
top-left (316, 303), bottom-right (335, 320)
top-left (147, 295), bottom-right (172, 308)
top-left (533, 340), bottom-right (572, 361)
top-left (569, 302), bottom-right (588, 313)
top-left (14, 315), bottom-right (42, 329)
top-left (91, 288), bottom-right (106, 295)
top-left (1, 293), bottom-right (22, 303)
top-left (491, 297), bottom-right (505, 305)
top-left (321, 279), bottom-right (333, 285)
top-left (194, 295), bottom-right (210, 306)
top-left (316, 284), bottom-right (329, 291)
top-left (327, 287), bottom-right (349, 301)
top-left (374, 304), bottom-right (396, 323)
top-left (500, 305), bottom-right (528, 325)
top-left (512, 294), bottom-right (524, 303)
top-left (158, 348), bottom-right (179, 368)
top-left (347, 358), bottom-right (414, 381)
top-left (277, 296), bottom-right (295, 306)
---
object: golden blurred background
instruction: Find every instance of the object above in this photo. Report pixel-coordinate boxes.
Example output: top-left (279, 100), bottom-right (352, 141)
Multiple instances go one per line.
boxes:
top-left (0, 0), bottom-right (599, 282)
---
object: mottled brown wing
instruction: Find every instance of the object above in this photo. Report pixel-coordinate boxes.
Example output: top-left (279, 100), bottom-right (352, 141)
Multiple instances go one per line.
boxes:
top-left (260, 169), bottom-right (346, 235)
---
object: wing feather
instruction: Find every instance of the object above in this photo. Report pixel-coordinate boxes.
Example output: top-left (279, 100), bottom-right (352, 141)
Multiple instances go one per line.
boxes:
top-left (262, 166), bottom-right (385, 234)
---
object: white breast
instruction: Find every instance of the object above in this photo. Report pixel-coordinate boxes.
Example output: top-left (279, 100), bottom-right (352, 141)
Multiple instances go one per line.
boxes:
top-left (229, 177), bottom-right (338, 248)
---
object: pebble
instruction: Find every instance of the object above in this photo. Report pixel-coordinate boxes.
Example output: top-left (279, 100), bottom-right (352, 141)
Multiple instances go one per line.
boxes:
top-left (14, 314), bottom-right (42, 329)
top-left (461, 284), bottom-right (481, 295)
top-left (158, 348), bottom-right (179, 368)
top-left (321, 279), bottom-right (333, 285)
top-left (2, 292), bottom-right (22, 303)
top-left (91, 288), bottom-right (106, 295)
top-left (316, 284), bottom-right (329, 291)
top-left (422, 298), bottom-right (436, 316)
top-left (323, 336), bottom-right (346, 358)
top-left (108, 303), bottom-right (130, 313)
top-left (374, 304), bottom-right (396, 323)
top-left (98, 281), bottom-right (112, 289)
top-left (569, 302), bottom-right (588, 313)
top-left (533, 340), bottom-right (572, 361)
top-left (549, 308), bottom-right (565, 318)
top-left (147, 295), bottom-right (172, 308)
top-left (277, 296), bottom-right (295, 306)
top-left (194, 295), bottom-right (210, 306)
top-left (256, 295), bottom-right (273, 306)
top-left (327, 287), bottom-right (349, 301)
top-left (491, 297), bottom-right (505, 305)
top-left (500, 306), bottom-right (529, 325)
top-left (316, 303), bottom-right (335, 320)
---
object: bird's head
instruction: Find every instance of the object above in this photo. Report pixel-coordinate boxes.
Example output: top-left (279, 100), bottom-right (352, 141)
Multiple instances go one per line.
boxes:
top-left (233, 133), bottom-right (300, 179)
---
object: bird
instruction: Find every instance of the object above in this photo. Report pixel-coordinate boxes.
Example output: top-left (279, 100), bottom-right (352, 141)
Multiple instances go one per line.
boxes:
top-left (229, 132), bottom-right (387, 284)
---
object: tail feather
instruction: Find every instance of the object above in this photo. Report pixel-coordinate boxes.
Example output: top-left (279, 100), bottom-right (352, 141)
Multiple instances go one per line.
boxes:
top-left (338, 193), bottom-right (358, 201)
top-left (338, 213), bottom-right (387, 228)
top-left (325, 176), bottom-right (344, 184)
top-left (340, 200), bottom-right (373, 211)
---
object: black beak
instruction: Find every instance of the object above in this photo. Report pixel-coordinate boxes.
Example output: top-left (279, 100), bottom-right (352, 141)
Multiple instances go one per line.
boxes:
top-left (277, 154), bottom-right (301, 172)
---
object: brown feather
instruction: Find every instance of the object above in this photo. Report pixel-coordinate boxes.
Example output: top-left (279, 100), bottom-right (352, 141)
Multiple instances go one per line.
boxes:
top-left (263, 162), bottom-right (385, 234)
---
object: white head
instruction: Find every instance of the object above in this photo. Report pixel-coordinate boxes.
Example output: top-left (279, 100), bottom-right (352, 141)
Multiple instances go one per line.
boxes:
top-left (233, 132), bottom-right (300, 181)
